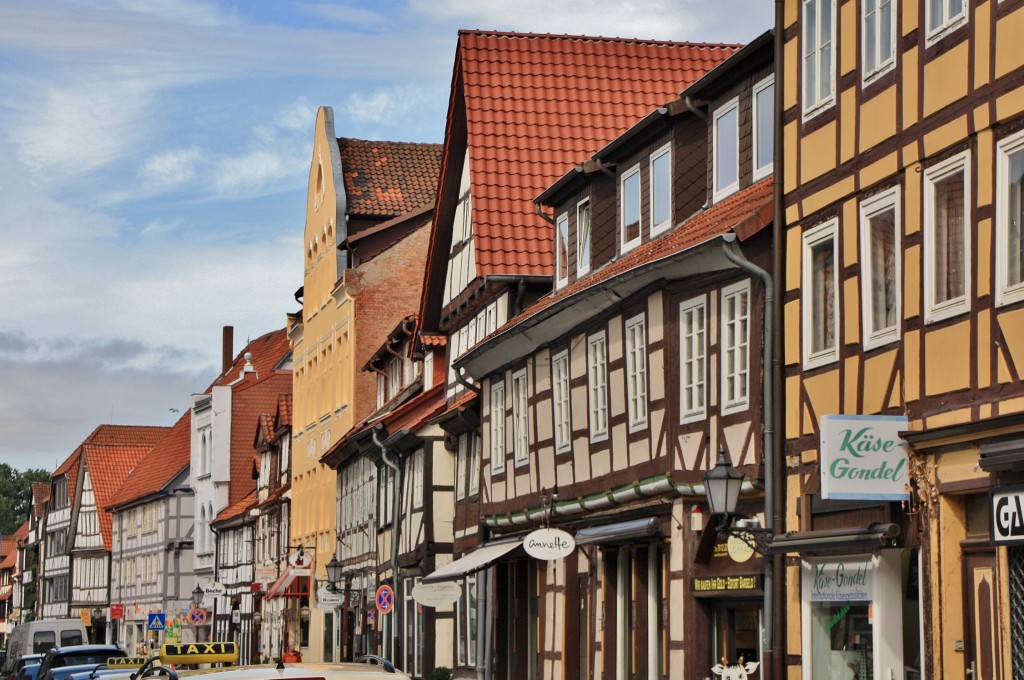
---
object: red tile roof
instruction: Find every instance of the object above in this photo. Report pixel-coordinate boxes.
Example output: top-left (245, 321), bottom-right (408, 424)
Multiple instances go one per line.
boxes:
top-left (419, 334), bottom-right (447, 348)
top-left (83, 437), bottom-right (162, 550)
top-left (338, 138), bottom-right (443, 218)
top-left (111, 412), bottom-right (191, 509)
top-left (213, 328), bottom-right (291, 386)
top-left (451, 31), bottom-right (739, 276)
top-left (276, 394), bottom-right (292, 430)
top-left (32, 482), bottom-right (51, 519)
top-left (227, 370), bottom-right (293, 507)
top-left (0, 536), bottom-right (16, 570)
top-left (213, 488), bottom-right (257, 524)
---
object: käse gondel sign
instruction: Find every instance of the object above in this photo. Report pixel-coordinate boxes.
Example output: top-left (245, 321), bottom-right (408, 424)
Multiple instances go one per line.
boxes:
top-left (820, 414), bottom-right (910, 501)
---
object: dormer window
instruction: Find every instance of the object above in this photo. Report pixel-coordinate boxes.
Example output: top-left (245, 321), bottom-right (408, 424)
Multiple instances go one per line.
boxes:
top-left (621, 165), bottom-right (642, 252)
top-left (555, 212), bottom-right (570, 288)
top-left (650, 144), bottom-right (672, 235)
top-left (713, 98), bottom-right (740, 202)
top-left (753, 76), bottom-right (775, 180)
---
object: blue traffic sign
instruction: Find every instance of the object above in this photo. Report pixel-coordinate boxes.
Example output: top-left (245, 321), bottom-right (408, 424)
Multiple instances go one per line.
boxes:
top-left (147, 612), bottom-right (166, 631)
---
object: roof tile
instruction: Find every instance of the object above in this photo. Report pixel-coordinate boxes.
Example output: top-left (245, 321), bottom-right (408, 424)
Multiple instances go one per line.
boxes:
top-left (338, 139), bottom-right (443, 218)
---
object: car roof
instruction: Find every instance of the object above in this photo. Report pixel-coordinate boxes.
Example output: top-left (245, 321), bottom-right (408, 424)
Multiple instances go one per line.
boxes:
top-left (174, 664), bottom-right (410, 680)
top-left (49, 647), bottom-right (123, 655)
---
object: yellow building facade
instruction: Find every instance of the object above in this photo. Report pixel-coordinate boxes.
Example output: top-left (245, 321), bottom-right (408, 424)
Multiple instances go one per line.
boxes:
top-left (781, 1), bottom-right (1024, 679)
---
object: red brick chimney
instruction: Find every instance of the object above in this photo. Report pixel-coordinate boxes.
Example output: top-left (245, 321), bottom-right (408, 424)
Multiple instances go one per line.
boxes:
top-left (222, 326), bottom-right (234, 374)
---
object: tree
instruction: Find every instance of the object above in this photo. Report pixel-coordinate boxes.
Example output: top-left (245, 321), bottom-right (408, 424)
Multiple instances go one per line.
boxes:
top-left (0, 464), bottom-right (50, 535)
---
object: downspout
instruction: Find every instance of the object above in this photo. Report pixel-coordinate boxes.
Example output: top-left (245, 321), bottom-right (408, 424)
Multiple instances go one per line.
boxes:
top-left (771, 9), bottom-right (787, 680)
top-left (371, 425), bottom-right (402, 660)
top-left (720, 232), bottom-right (775, 679)
top-left (684, 95), bottom-right (709, 123)
top-left (534, 203), bottom-right (555, 225)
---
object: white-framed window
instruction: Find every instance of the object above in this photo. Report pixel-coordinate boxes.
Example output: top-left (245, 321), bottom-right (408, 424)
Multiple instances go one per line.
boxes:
top-left (411, 448), bottom-right (425, 508)
top-left (923, 151), bottom-right (971, 323)
top-left (926, 0), bottom-right (967, 44)
top-left (862, 0), bottom-right (896, 82)
top-left (802, 0), bottom-right (836, 118)
top-left (456, 574), bottom-right (479, 667)
top-left (555, 212), bottom-right (570, 289)
top-left (403, 576), bottom-right (423, 677)
top-left (624, 313), bottom-right (648, 431)
top-left (378, 465), bottom-right (393, 525)
top-left (996, 131), bottom-right (1024, 307)
top-left (859, 187), bottom-right (901, 348)
top-left (423, 351), bottom-right (434, 390)
top-left (713, 98), bottom-right (740, 202)
top-left (490, 381), bottom-right (506, 474)
top-left (679, 295), bottom-right (707, 422)
top-left (456, 435), bottom-right (468, 501)
top-left (469, 434), bottom-right (481, 497)
top-left (621, 165), bottom-right (642, 252)
top-left (577, 199), bottom-right (592, 275)
top-left (376, 373), bottom-right (386, 408)
top-left (512, 369), bottom-right (529, 466)
top-left (587, 332), bottom-right (609, 442)
top-left (802, 220), bottom-right (840, 367)
top-left (650, 144), bottom-right (673, 235)
top-left (552, 350), bottom-right (571, 453)
top-left (753, 76), bottom-right (775, 180)
top-left (721, 280), bottom-right (752, 412)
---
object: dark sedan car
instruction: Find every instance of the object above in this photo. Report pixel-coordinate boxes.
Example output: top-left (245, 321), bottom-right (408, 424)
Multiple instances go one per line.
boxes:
top-left (35, 647), bottom-right (126, 680)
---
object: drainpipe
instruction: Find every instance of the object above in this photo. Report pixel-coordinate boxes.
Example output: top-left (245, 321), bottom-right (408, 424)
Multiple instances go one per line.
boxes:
top-left (720, 232), bottom-right (775, 679)
top-left (771, 8), bottom-right (787, 680)
top-left (371, 424), bottom-right (402, 660)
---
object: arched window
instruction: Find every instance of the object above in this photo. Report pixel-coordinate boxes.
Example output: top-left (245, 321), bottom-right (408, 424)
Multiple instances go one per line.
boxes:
top-left (200, 432), bottom-right (209, 475)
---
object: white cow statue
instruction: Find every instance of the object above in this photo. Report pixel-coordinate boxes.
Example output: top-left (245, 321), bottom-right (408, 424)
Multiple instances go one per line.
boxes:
top-left (711, 660), bottom-right (760, 679)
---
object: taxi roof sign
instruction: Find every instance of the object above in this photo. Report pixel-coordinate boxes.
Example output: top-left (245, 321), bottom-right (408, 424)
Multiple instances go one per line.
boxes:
top-left (160, 642), bottom-right (239, 665)
top-left (106, 658), bottom-right (147, 668)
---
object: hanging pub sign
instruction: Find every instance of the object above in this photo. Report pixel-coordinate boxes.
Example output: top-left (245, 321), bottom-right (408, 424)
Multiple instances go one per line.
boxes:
top-left (523, 527), bottom-right (575, 559)
top-left (820, 414), bottom-right (910, 501)
top-left (990, 486), bottom-right (1024, 546)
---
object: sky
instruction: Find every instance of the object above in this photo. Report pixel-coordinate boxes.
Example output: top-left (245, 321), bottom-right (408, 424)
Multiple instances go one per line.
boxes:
top-left (0, 0), bottom-right (774, 474)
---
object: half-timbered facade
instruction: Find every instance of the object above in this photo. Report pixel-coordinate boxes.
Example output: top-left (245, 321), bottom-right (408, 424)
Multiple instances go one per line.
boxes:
top-left (211, 490), bottom-right (257, 664)
top-left (0, 532), bottom-right (18, 645)
top-left (109, 412), bottom-right (194, 654)
top-left (17, 482), bottom-right (50, 624)
top-left (779, 0), bottom-right (1024, 678)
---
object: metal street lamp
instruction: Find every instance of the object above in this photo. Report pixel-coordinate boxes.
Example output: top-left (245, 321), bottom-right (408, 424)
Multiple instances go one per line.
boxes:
top-left (703, 449), bottom-right (745, 521)
top-left (191, 584), bottom-right (204, 607)
top-left (325, 557), bottom-right (343, 588)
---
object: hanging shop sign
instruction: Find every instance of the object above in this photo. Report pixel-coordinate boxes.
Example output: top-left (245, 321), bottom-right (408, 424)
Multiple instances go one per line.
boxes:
top-left (110, 604), bottom-right (124, 620)
top-left (317, 586), bottom-right (345, 609)
top-left (202, 582), bottom-right (226, 598)
top-left (807, 558), bottom-right (872, 602)
top-left (820, 414), bottom-right (909, 501)
top-left (254, 562), bottom-right (278, 582)
top-left (990, 486), bottom-right (1024, 546)
top-left (523, 528), bottom-right (575, 560)
top-left (412, 581), bottom-right (462, 607)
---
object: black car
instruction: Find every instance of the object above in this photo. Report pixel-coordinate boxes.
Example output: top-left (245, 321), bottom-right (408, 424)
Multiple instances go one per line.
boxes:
top-left (35, 647), bottom-right (126, 680)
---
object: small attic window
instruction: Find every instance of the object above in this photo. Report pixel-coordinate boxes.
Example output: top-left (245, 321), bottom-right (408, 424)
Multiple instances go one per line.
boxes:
top-left (315, 162), bottom-right (325, 210)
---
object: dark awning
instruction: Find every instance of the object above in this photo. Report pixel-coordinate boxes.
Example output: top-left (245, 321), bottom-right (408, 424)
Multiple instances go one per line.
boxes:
top-left (421, 538), bottom-right (524, 583)
top-left (979, 438), bottom-right (1024, 472)
top-left (769, 523), bottom-right (899, 554)
top-left (574, 517), bottom-right (661, 545)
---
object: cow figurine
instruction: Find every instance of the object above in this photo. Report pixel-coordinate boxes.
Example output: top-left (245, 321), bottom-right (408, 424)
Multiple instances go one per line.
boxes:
top-left (711, 659), bottom-right (760, 679)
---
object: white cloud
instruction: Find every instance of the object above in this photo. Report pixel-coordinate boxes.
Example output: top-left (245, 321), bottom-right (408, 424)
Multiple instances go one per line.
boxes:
top-left (140, 146), bottom-right (202, 189)
top-left (296, 2), bottom-right (392, 30)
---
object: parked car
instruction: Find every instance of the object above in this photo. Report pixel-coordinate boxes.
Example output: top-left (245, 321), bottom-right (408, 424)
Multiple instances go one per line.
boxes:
top-left (2, 623), bottom-right (88, 677)
top-left (151, 643), bottom-right (409, 679)
top-left (9, 653), bottom-right (45, 680)
top-left (35, 646), bottom-right (126, 680)
top-left (14, 663), bottom-right (41, 680)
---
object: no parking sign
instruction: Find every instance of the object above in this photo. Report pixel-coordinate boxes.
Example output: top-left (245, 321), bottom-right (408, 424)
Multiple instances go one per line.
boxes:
top-left (375, 585), bottom-right (394, 615)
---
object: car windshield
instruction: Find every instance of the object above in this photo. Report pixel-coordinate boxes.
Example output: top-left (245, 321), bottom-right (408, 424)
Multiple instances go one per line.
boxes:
top-left (54, 655), bottom-right (120, 669)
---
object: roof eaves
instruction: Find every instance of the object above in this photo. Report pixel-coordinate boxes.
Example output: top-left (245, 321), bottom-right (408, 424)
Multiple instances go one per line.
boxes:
top-left (682, 29), bottom-right (775, 100)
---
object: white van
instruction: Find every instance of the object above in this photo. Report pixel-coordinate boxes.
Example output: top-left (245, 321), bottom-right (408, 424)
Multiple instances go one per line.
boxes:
top-left (2, 621), bottom-right (87, 676)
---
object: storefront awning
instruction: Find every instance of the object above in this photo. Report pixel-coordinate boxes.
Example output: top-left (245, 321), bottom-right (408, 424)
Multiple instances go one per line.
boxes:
top-left (422, 538), bottom-right (524, 583)
top-left (574, 517), bottom-right (661, 545)
top-left (769, 523), bottom-right (899, 554)
top-left (979, 438), bottom-right (1024, 472)
top-left (265, 567), bottom-right (310, 599)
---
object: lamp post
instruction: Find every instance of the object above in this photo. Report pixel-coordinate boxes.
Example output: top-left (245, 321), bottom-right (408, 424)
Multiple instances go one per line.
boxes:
top-left (703, 449), bottom-right (745, 527)
top-left (191, 584), bottom-right (204, 607)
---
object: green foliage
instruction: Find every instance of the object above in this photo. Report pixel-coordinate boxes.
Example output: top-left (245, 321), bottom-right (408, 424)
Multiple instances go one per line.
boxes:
top-left (428, 667), bottom-right (452, 680)
top-left (0, 464), bottom-right (50, 535)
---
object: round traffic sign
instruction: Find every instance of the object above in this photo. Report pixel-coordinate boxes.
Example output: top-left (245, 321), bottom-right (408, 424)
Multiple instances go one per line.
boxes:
top-left (375, 585), bottom-right (395, 614)
top-left (188, 608), bottom-right (208, 626)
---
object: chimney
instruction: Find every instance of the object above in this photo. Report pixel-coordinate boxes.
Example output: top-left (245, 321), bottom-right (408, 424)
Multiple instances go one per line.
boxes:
top-left (222, 326), bottom-right (234, 373)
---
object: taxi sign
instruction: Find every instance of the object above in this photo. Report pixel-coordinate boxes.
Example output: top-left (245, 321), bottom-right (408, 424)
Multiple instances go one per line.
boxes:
top-left (160, 642), bottom-right (239, 665)
top-left (106, 658), bottom-right (147, 668)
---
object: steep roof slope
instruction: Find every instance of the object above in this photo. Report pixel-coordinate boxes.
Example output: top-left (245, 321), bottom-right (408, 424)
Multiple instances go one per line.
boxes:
top-left (227, 371), bottom-right (292, 506)
top-left (454, 31), bottom-right (739, 276)
top-left (111, 412), bottom-right (191, 509)
top-left (338, 139), bottom-right (443, 219)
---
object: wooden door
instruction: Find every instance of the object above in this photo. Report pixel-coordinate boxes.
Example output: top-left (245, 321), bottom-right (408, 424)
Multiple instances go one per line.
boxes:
top-left (964, 551), bottom-right (1003, 680)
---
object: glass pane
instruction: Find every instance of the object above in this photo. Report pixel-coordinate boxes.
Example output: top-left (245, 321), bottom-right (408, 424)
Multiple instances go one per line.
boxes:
top-left (880, 0), bottom-right (893, 63)
top-left (810, 602), bottom-right (874, 680)
top-left (716, 107), bottom-right (739, 192)
top-left (864, 6), bottom-right (878, 74)
top-left (811, 237), bottom-right (836, 354)
top-left (1008, 148), bottom-right (1024, 287)
top-left (929, 0), bottom-right (943, 30)
top-left (652, 151), bottom-right (671, 227)
top-left (819, 41), bottom-right (832, 103)
top-left (622, 171), bottom-right (641, 243)
top-left (933, 170), bottom-right (966, 303)
top-left (556, 215), bottom-right (569, 280)
top-left (577, 202), bottom-right (591, 271)
top-left (869, 207), bottom-right (898, 333)
top-left (756, 83), bottom-right (774, 170)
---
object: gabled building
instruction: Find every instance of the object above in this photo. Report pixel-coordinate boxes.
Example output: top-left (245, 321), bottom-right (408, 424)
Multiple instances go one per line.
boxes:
top-left (0, 531), bottom-right (19, 645)
top-left (42, 425), bottom-right (167, 637)
top-left (16, 481), bottom-right (50, 624)
top-left (290, 107), bottom-right (441, 662)
top-left (211, 489), bottom-right (258, 663)
top-left (109, 412), bottom-right (194, 654)
top-left (414, 30), bottom-right (740, 679)
top-left (191, 328), bottom-right (291, 643)
top-left (252, 394), bottom-right (292, 664)
top-left (778, 0), bottom-right (1024, 678)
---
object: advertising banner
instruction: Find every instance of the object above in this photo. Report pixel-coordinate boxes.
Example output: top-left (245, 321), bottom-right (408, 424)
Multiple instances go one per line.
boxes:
top-left (820, 414), bottom-right (909, 500)
top-left (806, 558), bottom-right (872, 602)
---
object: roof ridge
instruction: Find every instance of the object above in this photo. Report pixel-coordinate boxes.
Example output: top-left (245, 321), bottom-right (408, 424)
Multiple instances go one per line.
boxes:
top-left (338, 137), bottom-right (443, 147)
top-left (457, 29), bottom-right (742, 49)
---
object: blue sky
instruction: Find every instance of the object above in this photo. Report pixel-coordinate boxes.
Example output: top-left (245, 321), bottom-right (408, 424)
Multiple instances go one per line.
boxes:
top-left (0, 0), bottom-right (774, 473)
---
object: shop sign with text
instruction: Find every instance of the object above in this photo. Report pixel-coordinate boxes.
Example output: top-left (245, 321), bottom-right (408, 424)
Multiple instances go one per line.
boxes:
top-left (990, 486), bottom-right (1024, 546)
top-left (691, 575), bottom-right (762, 594)
top-left (820, 414), bottom-right (909, 501)
top-left (807, 559), bottom-right (872, 602)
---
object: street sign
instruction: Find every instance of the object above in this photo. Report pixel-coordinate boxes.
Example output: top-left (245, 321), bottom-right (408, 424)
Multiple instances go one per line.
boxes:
top-left (202, 582), bottom-right (226, 598)
top-left (110, 604), bottom-right (124, 620)
top-left (317, 585), bottom-right (345, 609)
top-left (147, 612), bottom-right (166, 631)
top-left (188, 608), bottom-right (208, 626)
top-left (375, 585), bottom-right (395, 614)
